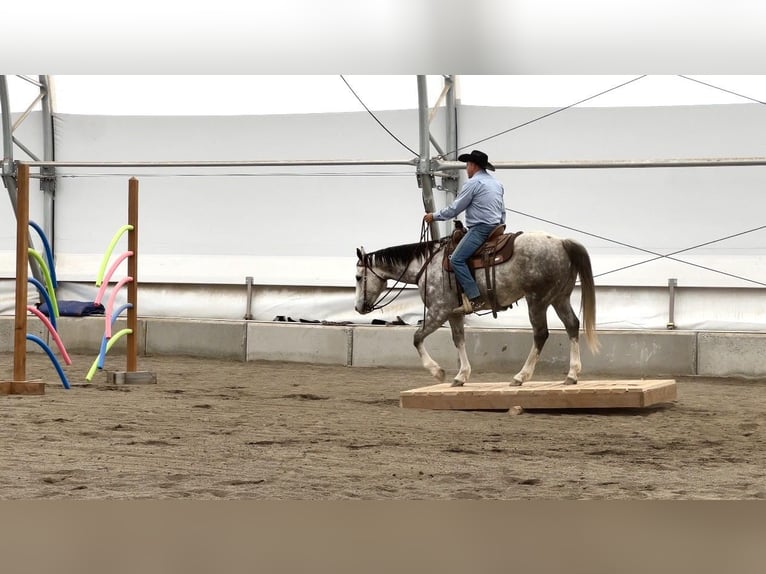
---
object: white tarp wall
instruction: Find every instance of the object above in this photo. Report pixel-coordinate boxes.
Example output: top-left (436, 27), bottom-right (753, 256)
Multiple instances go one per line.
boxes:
top-left (2, 103), bottom-right (766, 331)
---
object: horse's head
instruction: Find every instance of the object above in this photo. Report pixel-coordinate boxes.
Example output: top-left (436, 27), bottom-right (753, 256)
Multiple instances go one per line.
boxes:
top-left (355, 246), bottom-right (386, 314)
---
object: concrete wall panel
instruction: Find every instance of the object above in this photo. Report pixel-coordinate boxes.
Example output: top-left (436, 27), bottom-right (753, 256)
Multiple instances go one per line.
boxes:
top-left (581, 330), bottom-right (697, 377)
top-left (146, 318), bottom-right (246, 361)
top-left (247, 322), bottom-right (349, 365)
top-left (0, 317), bottom-right (49, 354)
top-left (3, 316), bottom-right (765, 379)
top-left (351, 325), bottom-right (457, 368)
top-left (697, 332), bottom-right (766, 378)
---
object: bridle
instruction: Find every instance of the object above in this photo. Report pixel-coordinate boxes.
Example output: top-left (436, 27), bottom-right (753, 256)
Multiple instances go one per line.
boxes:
top-left (358, 223), bottom-right (444, 314)
top-left (357, 248), bottom-right (409, 313)
top-left (357, 249), bottom-right (377, 313)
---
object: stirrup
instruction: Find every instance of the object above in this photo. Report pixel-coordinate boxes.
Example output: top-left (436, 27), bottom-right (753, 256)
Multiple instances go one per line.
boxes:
top-left (452, 294), bottom-right (471, 314)
top-left (453, 294), bottom-right (482, 315)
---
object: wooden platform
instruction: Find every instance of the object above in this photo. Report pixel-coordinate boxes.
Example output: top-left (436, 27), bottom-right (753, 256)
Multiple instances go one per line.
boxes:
top-left (400, 379), bottom-right (677, 411)
top-left (0, 379), bottom-right (46, 396)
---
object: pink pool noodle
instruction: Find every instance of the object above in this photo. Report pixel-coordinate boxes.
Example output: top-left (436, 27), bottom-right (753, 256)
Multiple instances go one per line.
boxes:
top-left (94, 251), bottom-right (133, 305)
top-left (27, 305), bottom-right (72, 365)
top-left (104, 276), bottom-right (134, 339)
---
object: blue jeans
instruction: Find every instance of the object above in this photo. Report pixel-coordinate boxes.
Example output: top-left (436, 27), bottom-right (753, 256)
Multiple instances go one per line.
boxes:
top-left (450, 222), bottom-right (497, 300)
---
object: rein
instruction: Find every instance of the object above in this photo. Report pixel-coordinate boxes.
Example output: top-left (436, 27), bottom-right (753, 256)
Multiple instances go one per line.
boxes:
top-left (413, 225), bottom-right (442, 285)
top-left (360, 222), bottom-right (440, 314)
top-left (360, 253), bottom-right (410, 313)
top-left (417, 221), bottom-right (433, 324)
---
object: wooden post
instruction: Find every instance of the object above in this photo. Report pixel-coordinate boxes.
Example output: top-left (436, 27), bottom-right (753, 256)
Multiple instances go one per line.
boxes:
top-left (13, 163), bottom-right (29, 382)
top-left (127, 178), bottom-right (138, 372)
top-left (4, 162), bottom-right (45, 395)
top-left (104, 177), bottom-right (155, 386)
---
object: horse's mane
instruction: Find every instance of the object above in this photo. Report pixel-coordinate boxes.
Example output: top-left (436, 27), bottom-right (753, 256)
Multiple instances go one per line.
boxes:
top-left (371, 240), bottom-right (442, 268)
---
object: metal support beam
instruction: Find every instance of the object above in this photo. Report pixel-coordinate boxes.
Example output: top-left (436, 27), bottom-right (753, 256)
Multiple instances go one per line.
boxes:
top-left (417, 75), bottom-right (439, 239)
top-left (0, 76), bottom-right (15, 192)
top-left (441, 75), bottom-right (460, 234)
top-left (39, 75), bottom-right (56, 254)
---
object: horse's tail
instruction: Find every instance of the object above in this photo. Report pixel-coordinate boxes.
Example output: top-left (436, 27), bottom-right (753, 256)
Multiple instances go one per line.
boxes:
top-left (563, 239), bottom-right (600, 353)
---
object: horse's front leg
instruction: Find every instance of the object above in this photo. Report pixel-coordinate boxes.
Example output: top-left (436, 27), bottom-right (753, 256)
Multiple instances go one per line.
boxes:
top-left (413, 307), bottom-right (451, 383)
top-left (448, 314), bottom-right (471, 387)
top-left (513, 344), bottom-right (542, 386)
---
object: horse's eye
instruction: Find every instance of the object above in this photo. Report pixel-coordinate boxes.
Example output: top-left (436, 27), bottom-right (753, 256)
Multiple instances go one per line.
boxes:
top-left (355, 275), bottom-right (361, 282)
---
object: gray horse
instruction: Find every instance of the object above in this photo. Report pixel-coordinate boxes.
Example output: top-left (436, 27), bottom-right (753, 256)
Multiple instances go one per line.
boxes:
top-left (355, 231), bottom-right (599, 386)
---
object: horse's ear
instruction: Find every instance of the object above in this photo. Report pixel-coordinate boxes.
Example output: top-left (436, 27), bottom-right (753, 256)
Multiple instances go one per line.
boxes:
top-left (356, 247), bottom-right (366, 262)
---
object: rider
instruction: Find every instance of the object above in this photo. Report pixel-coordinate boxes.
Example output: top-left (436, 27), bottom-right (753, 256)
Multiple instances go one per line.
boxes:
top-left (423, 149), bottom-right (506, 314)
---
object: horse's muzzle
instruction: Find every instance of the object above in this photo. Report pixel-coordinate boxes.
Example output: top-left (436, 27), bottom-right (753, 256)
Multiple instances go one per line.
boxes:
top-left (356, 302), bottom-right (372, 314)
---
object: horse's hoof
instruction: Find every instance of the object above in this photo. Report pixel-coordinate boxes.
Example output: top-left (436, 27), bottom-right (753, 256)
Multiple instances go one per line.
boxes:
top-left (509, 379), bottom-right (523, 387)
top-left (433, 368), bottom-right (446, 382)
top-left (450, 380), bottom-right (464, 387)
top-left (564, 377), bottom-right (577, 385)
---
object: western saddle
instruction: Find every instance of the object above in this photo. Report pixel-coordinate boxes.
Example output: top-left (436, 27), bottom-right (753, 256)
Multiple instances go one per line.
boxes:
top-left (443, 221), bottom-right (523, 317)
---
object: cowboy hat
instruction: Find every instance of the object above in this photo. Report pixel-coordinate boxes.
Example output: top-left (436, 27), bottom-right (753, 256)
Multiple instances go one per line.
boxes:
top-left (457, 149), bottom-right (495, 171)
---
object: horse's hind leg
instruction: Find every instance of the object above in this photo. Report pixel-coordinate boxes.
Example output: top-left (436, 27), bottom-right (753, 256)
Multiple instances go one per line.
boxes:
top-left (512, 299), bottom-right (549, 386)
top-left (553, 298), bottom-right (581, 385)
top-left (448, 315), bottom-right (471, 387)
top-left (413, 309), bottom-right (451, 383)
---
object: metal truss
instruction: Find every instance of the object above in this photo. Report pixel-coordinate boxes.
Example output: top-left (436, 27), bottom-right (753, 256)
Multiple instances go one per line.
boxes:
top-left (1, 74), bottom-right (55, 283)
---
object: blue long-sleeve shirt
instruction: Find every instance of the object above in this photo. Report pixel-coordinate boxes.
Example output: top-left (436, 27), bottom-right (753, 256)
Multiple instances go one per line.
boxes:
top-left (432, 170), bottom-right (506, 228)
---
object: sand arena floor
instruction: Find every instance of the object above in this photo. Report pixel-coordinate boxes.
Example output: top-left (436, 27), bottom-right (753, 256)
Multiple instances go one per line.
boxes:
top-left (1, 352), bottom-right (764, 499)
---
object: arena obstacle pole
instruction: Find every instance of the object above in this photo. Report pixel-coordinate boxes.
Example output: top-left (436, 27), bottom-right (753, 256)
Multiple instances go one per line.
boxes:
top-left (89, 177), bottom-right (155, 385)
top-left (126, 177), bottom-right (138, 372)
top-left (13, 164), bottom-right (29, 383)
top-left (1, 163), bottom-right (46, 395)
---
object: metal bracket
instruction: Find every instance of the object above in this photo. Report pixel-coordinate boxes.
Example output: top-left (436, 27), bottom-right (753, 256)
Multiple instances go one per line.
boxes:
top-left (667, 278), bottom-right (677, 330)
top-left (1, 157), bottom-right (15, 177)
top-left (244, 276), bottom-right (254, 320)
top-left (415, 172), bottom-right (436, 190)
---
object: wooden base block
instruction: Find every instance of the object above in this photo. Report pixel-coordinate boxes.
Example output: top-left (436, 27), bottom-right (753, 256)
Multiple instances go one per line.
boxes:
top-left (0, 379), bottom-right (46, 396)
top-left (105, 371), bottom-right (157, 385)
top-left (400, 379), bottom-right (677, 411)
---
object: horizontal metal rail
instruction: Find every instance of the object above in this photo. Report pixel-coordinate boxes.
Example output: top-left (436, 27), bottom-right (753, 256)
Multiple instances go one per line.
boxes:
top-left (435, 157), bottom-right (766, 170)
top-left (23, 159), bottom-right (419, 169)
top-left (21, 156), bottom-right (766, 172)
